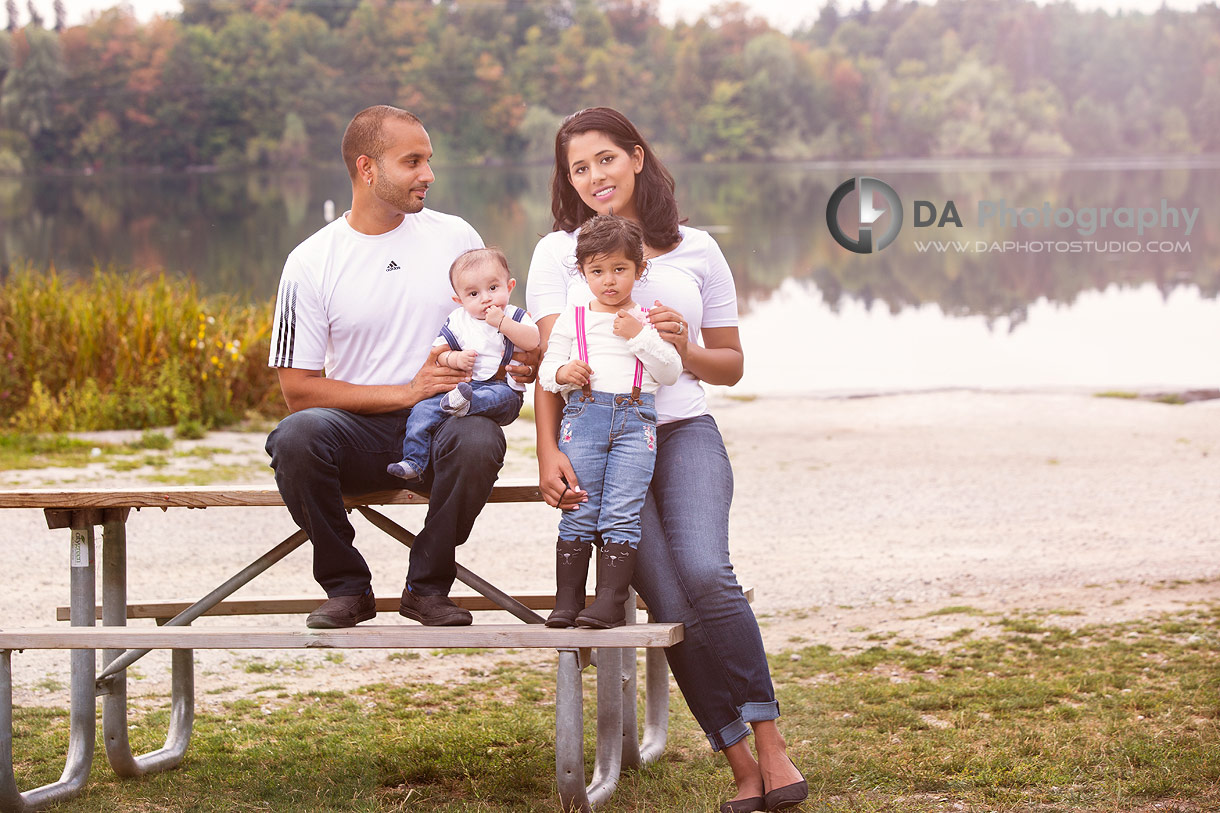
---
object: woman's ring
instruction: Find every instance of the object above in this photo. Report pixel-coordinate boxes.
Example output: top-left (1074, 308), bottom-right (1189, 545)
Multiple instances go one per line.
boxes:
top-left (677, 322), bottom-right (685, 335)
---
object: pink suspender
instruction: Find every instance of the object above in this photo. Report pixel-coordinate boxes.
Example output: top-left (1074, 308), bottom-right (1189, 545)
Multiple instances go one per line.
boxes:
top-left (574, 306), bottom-right (646, 403)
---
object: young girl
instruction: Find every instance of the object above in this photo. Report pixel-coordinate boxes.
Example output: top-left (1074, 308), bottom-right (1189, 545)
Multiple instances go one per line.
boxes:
top-left (537, 215), bottom-right (682, 629)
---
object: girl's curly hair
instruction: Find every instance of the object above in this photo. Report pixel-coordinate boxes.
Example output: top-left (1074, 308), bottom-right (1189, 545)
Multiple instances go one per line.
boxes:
top-left (574, 215), bottom-right (648, 282)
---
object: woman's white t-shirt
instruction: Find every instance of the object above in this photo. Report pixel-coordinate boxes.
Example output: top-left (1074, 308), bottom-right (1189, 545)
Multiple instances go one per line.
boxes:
top-left (526, 225), bottom-right (739, 425)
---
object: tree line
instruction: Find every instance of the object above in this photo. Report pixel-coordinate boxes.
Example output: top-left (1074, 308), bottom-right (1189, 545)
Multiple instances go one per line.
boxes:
top-left (0, 0), bottom-right (1217, 173)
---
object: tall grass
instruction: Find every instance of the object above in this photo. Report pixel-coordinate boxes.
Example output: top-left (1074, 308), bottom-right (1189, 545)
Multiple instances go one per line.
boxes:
top-left (0, 265), bottom-right (282, 431)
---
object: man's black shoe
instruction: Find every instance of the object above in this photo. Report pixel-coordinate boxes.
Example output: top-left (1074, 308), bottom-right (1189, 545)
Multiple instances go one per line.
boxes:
top-left (399, 589), bottom-right (473, 626)
top-left (306, 591), bottom-right (376, 629)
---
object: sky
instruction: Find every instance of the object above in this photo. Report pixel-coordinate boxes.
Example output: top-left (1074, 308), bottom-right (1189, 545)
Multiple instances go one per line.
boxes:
top-left (28, 0), bottom-right (1213, 31)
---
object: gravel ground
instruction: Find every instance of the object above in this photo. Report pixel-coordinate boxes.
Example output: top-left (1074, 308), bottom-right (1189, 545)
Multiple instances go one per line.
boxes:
top-left (2, 390), bottom-right (1217, 709)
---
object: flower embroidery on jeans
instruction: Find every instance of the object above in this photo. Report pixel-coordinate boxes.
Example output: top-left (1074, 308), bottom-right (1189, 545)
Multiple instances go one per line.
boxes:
top-left (561, 421), bottom-right (573, 443)
top-left (644, 424), bottom-right (656, 451)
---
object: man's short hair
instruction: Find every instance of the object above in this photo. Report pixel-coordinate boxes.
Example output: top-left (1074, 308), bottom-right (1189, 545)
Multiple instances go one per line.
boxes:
top-left (341, 105), bottom-right (422, 179)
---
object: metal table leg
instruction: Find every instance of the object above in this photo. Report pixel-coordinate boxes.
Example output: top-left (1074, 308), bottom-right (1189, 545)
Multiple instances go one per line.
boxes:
top-left (100, 513), bottom-right (194, 777)
top-left (619, 591), bottom-right (669, 771)
top-left (95, 528), bottom-right (310, 683)
top-left (639, 643), bottom-right (671, 765)
top-left (556, 647), bottom-right (624, 813)
top-left (0, 524), bottom-right (97, 812)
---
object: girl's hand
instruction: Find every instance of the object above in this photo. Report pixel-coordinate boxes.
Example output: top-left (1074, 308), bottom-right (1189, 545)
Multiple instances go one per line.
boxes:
top-left (556, 360), bottom-right (593, 387)
top-left (648, 300), bottom-right (690, 356)
top-left (613, 309), bottom-right (644, 339)
top-left (538, 445), bottom-right (586, 509)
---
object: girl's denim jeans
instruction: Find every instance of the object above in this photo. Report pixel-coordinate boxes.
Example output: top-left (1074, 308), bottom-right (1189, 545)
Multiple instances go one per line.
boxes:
top-left (556, 389), bottom-right (658, 548)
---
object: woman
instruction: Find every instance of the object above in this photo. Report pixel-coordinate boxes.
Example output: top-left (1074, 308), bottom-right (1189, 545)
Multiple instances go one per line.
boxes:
top-left (526, 107), bottom-right (808, 813)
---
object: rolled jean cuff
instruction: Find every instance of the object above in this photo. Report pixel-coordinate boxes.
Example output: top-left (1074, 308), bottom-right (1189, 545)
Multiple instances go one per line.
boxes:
top-left (708, 700), bottom-right (782, 751)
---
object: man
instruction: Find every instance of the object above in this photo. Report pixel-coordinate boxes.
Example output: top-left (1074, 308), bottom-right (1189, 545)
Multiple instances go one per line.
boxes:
top-left (265, 105), bottom-right (534, 628)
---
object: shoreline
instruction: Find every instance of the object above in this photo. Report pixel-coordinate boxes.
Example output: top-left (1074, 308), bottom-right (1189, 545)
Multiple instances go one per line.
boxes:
top-left (2, 389), bottom-right (1217, 705)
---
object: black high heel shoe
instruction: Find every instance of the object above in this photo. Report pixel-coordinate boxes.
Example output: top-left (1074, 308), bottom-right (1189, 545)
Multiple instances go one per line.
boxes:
top-left (719, 796), bottom-right (765, 813)
top-left (763, 756), bottom-right (808, 810)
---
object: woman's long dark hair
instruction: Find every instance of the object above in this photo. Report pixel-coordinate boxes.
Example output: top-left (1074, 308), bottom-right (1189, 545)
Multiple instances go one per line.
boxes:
top-left (550, 107), bottom-right (680, 249)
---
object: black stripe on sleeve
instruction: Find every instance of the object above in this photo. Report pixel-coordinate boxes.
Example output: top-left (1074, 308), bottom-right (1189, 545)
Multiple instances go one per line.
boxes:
top-left (286, 283), bottom-right (298, 367)
top-left (273, 282), bottom-right (288, 366)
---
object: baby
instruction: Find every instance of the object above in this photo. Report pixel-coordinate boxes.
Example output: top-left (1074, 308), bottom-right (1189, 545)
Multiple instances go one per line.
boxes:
top-left (387, 247), bottom-right (539, 482)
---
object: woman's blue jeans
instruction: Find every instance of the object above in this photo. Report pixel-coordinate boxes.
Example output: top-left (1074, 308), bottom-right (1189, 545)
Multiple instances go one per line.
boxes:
top-left (557, 390), bottom-right (657, 548)
top-left (631, 414), bottom-right (779, 751)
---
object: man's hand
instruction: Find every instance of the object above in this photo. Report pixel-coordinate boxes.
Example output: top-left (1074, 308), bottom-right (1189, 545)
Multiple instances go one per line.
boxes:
top-left (411, 345), bottom-right (470, 401)
top-left (556, 360), bottom-right (593, 387)
top-left (506, 345), bottom-right (542, 384)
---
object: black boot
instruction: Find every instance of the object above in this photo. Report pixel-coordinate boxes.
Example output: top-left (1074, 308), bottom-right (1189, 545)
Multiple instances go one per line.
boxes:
top-left (575, 542), bottom-right (636, 629)
top-left (545, 539), bottom-right (591, 628)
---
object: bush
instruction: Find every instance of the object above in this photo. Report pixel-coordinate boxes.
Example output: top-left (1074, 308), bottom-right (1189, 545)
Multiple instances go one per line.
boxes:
top-left (0, 266), bottom-right (283, 431)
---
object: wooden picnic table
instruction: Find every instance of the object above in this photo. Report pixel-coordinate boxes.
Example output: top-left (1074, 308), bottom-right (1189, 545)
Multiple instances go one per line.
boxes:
top-left (0, 483), bottom-right (684, 813)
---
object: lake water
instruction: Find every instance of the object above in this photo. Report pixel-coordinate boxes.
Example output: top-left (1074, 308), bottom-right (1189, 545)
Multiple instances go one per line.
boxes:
top-left (2, 160), bottom-right (1216, 395)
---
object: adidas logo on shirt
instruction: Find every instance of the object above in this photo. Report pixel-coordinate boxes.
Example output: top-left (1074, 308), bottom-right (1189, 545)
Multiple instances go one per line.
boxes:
top-left (385, 260), bottom-right (401, 272)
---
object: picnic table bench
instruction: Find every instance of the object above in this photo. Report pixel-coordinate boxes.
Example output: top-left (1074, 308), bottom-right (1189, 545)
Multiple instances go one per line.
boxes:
top-left (0, 483), bottom-right (688, 813)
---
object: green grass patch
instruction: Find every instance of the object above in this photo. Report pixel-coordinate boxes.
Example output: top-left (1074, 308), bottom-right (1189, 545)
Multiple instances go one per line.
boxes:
top-left (0, 431), bottom-right (247, 472)
top-left (137, 430), bottom-right (173, 450)
top-left (387, 651), bottom-right (421, 662)
top-left (8, 609), bottom-right (1220, 811)
top-left (177, 446), bottom-right (228, 459)
top-left (146, 463), bottom-right (268, 485)
top-left (917, 605), bottom-right (990, 618)
top-left (0, 433), bottom-right (109, 469)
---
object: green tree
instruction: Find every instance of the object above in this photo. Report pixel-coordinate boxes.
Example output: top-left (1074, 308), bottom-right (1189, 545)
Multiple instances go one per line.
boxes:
top-left (0, 26), bottom-right (65, 160)
top-left (275, 111), bottom-right (309, 167)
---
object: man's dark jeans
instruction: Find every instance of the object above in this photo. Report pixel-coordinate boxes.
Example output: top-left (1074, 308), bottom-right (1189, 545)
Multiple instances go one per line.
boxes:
top-left (265, 407), bottom-right (505, 597)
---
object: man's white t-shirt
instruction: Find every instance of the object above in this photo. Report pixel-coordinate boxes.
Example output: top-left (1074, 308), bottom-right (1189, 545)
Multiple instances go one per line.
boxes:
top-left (269, 209), bottom-right (483, 386)
top-left (433, 304), bottom-right (536, 393)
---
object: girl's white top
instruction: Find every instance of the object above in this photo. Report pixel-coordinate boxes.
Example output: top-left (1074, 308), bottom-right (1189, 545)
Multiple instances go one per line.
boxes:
top-left (527, 225), bottom-right (739, 425)
top-left (538, 304), bottom-right (682, 399)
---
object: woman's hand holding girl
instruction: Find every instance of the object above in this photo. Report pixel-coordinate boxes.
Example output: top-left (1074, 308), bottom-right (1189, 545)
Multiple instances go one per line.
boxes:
top-left (647, 301), bottom-right (690, 356)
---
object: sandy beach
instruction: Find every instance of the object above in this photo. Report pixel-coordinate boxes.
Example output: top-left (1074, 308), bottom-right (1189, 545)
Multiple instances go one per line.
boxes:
top-left (2, 390), bottom-right (1217, 708)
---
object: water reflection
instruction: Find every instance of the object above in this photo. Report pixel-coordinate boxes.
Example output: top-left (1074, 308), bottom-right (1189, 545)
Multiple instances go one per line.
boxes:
top-left (1, 163), bottom-right (1215, 324)
top-left (736, 280), bottom-right (1220, 395)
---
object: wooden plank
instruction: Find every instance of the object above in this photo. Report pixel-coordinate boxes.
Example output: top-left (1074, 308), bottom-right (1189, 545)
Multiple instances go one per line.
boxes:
top-left (57, 594), bottom-right (566, 621)
top-left (0, 623), bottom-right (684, 650)
top-left (56, 588), bottom-right (753, 621)
top-left (0, 481), bottom-right (542, 510)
